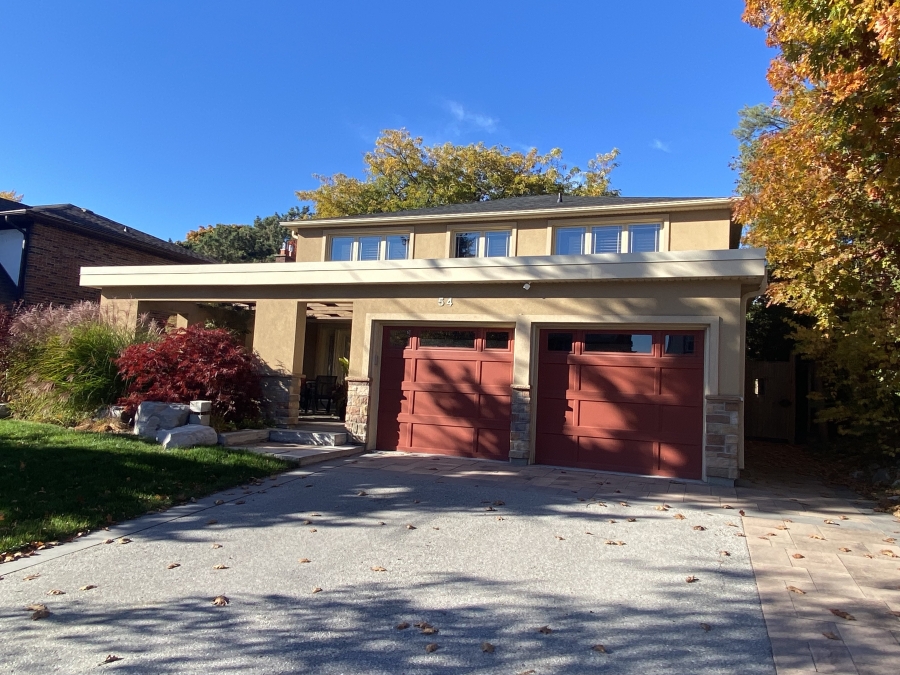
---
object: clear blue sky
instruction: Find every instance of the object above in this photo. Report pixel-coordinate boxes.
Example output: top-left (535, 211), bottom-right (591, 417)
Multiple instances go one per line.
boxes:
top-left (0, 1), bottom-right (773, 243)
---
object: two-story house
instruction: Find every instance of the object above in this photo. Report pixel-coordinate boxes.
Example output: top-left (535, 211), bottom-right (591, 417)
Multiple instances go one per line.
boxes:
top-left (82, 194), bottom-right (766, 484)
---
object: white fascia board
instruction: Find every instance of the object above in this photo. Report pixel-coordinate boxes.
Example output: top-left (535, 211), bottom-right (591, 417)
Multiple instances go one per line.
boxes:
top-left (280, 198), bottom-right (734, 230)
top-left (81, 248), bottom-right (766, 289)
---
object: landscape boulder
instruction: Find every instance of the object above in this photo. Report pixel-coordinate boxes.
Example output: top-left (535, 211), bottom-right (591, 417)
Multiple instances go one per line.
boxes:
top-left (156, 424), bottom-right (219, 449)
top-left (0, 403), bottom-right (10, 419)
top-left (134, 402), bottom-right (191, 439)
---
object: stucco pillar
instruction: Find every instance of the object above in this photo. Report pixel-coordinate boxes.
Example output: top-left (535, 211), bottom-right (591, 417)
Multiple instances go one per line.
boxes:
top-left (705, 394), bottom-right (743, 483)
top-left (509, 319), bottom-right (534, 465)
top-left (99, 294), bottom-right (142, 329)
top-left (253, 300), bottom-right (306, 426)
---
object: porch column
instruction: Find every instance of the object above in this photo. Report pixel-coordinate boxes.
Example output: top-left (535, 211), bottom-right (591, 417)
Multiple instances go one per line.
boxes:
top-left (253, 300), bottom-right (306, 426)
top-left (99, 294), bottom-right (142, 329)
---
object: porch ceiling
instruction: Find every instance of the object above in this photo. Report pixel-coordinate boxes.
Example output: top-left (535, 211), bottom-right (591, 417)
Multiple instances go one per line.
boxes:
top-left (306, 301), bottom-right (353, 319)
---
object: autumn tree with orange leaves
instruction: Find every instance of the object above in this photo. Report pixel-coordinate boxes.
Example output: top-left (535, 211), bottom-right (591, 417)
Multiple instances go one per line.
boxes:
top-left (737, 1), bottom-right (900, 448)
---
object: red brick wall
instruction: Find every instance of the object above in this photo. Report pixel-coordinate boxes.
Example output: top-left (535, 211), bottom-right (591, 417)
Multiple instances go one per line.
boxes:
top-left (22, 222), bottom-right (197, 306)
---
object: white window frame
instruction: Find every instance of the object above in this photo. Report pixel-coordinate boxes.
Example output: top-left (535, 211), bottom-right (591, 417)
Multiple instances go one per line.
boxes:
top-left (448, 223), bottom-right (516, 258)
top-left (324, 231), bottom-right (412, 262)
top-left (550, 216), bottom-right (669, 255)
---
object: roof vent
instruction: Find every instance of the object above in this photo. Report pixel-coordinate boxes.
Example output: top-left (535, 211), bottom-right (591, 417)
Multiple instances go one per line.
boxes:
top-left (557, 192), bottom-right (563, 203)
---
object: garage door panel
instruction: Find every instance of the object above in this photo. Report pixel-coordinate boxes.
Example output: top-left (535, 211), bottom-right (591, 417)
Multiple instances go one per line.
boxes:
top-left (659, 442), bottom-right (702, 479)
top-left (411, 390), bottom-right (478, 418)
top-left (410, 423), bottom-right (474, 452)
top-left (479, 393), bottom-right (511, 421)
top-left (659, 405), bottom-right (703, 443)
top-left (576, 436), bottom-right (657, 474)
top-left (476, 428), bottom-right (509, 460)
top-left (578, 399), bottom-right (658, 432)
top-left (579, 365), bottom-right (657, 397)
top-left (660, 367), bottom-right (704, 400)
top-left (537, 362), bottom-right (571, 394)
top-left (481, 360), bottom-right (512, 386)
top-left (535, 433), bottom-right (578, 465)
top-left (415, 358), bottom-right (478, 384)
top-left (536, 397), bottom-right (571, 432)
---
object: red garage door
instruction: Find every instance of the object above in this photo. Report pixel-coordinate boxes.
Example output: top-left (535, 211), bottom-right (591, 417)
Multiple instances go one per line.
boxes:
top-left (376, 326), bottom-right (513, 460)
top-left (535, 329), bottom-right (704, 479)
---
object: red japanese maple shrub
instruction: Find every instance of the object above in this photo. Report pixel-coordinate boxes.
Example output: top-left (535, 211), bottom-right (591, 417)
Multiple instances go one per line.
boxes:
top-left (116, 325), bottom-right (264, 425)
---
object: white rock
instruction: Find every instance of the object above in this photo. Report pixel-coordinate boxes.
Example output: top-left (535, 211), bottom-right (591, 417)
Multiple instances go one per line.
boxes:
top-left (190, 400), bottom-right (212, 413)
top-left (156, 424), bottom-right (219, 449)
top-left (134, 402), bottom-right (191, 439)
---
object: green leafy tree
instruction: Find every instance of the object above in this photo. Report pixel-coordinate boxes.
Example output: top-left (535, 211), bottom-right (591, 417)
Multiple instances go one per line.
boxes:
top-left (179, 206), bottom-right (309, 263)
top-left (736, 0), bottom-right (900, 448)
top-left (296, 129), bottom-right (620, 217)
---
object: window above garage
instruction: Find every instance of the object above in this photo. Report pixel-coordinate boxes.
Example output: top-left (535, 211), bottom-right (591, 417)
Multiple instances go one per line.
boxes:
top-left (329, 233), bottom-right (410, 261)
top-left (453, 229), bottom-right (512, 258)
top-left (554, 222), bottom-right (663, 255)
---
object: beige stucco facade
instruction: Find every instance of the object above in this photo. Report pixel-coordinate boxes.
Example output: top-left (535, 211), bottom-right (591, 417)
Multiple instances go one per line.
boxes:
top-left (83, 196), bottom-right (765, 484)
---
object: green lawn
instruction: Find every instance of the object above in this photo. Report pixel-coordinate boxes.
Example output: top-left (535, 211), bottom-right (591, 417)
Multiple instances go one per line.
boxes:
top-left (0, 419), bottom-right (289, 553)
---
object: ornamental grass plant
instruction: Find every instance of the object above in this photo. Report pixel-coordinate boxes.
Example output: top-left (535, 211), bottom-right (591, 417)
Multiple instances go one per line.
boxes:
top-left (0, 302), bottom-right (161, 425)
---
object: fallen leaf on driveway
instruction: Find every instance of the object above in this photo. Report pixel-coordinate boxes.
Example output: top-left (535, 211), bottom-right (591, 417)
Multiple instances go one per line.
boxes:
top-left (99, 654), bottom-right (122, 665)
top-left (167, 563), bottom-right (180, 569)
top-left (792, 553), bottom-right (805, 559)
top-left (585, 532), bottom-right (593, 535)
top-left (377, 521), bottom-right (385, 526)
top-left (235, 500), bottom-right (245, 505)
top-left (425, 643), bottom-right (439, 653)
top-left (396, 622), bottom-right (410, 630)
top-left (786, 586), bottom-right (805, 594)
top-left (693, 526), bottom-right (706, 531)
top-left (538, 625), bottom-right (552, 634)
top-left (102, 538), bottom-right (114, 544)
top-left (700, 623), bottom-right (711, 631)
top-left (310, 513), bottom-right (321, 516)
top-left (298, 558), bottom-right (311, 564)
top-left (735, 532), bottom-right (746, 537)
top-left (211, 543), bottom-right (223, 549)
top-left (206, 520), bottom-right (218, 525)
top-left (864, 553), bottom-right (874, 558)
top-left (839, 516), bottom-right (849, 520)
top-left (823, 631), bottom-right (840, 640)
top-left (22, 574), bottom-right (40, 581)
top-left (481, 641), bottom-right (495, 653)
top-left (608, 519), bottom-right (617, 524)
top-left (776, 525), bottom-right (788, 530)
top-left (618, 501), bottom-right (628, 507)
top-left (371, 566), bottom-right (387, 572)
top-left (25, 603), bottom-right (47, 612)
top-left (739, 509), bottom-right (746, 516)
top-left (591, 644), bottom-right (608, 653)
top-left (485, 506), bottom-right (495, 512)
top-left (301, 520), bottom-right (312, 525)
top-left (830, 609), bottom-right (855, 620)
top-left (46, 589), bottom-right (65, 596)
top-left (80, 585), bottom-right (97, 591)
top-left (421, 626), bottom-right (438, 635)
top-left (357, 491), bottom-right (367, 496)
top-left (496, 516), bottom-right (505, 521)
top-left (406, 524), bottom-right (416, 530)
top-left (722, 505), bottom-right (733, 509)
top-left (493, 500), bottom-right (505, 506)
top-left (311, 587), bottom-right (322, 594)
top-left (309, 529), bottom-right (317, 533)
top-left (824, 519), bottom-right (837, 525)
top-left (839, 547), bottom-right (852, 552)
top-left (726, 522), bottom-right (738, 527)
top-left (214, 500), bottom-right (224, 506)
top-left (31, 608), bottom-right (50, 620)
top-left (719, 550), bottom-right (730, 556)
top-left (604, 540), bottom-right (625, 546)
top-left (627, 518), bottom-right (636, 522)
top-left (673, 514), bottom-right (686, 520)
top-left (517, 670), bottom-right (536, 675)
top-left (212, 595), bottom-right (229, 606)
top-left (118, 537), bottom-right (132, 545)
top-left (809, 534), bottom-right (825, 540)
top-left (882, 549), bottom-right (900, 558)
top-left (685, 576), bottom-right (699, 583)
top-left (213, 564), bottom-right (228, 570)
top-left (654, 505), bottom-right (669, 511)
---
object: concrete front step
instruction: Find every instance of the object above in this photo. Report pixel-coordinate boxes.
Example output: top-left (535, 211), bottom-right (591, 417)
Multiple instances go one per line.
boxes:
top-left (237, 443), bottom-right (362, 466)
top-left (218, 428), bottom-right (349, 447)
top-left (268, 429), bottom-right (348, 446)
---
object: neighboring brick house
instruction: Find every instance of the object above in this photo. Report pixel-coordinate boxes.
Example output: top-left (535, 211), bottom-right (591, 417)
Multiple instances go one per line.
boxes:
top-left (0, 197), bottom-right (212, 306)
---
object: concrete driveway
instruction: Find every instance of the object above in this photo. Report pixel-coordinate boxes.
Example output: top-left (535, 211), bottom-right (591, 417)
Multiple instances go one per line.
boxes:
top-left (1, 453), bottom-right (775, 674)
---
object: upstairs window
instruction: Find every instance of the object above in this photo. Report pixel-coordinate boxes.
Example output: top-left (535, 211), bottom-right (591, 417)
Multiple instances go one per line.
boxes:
top-left (555, 223), bottom-right (662, 255)
top-left (330, 234), bottom-right (409, 261)
top-left (454, 230), bottom-right (511, 258)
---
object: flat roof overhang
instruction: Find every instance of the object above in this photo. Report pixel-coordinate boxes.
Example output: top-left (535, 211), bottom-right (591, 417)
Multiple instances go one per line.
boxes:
top-left (81, 249), bottom-right (766, 302)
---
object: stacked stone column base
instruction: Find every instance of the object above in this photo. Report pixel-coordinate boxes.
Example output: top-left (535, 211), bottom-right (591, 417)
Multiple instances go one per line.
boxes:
top-left (261, 375), bottom-right (303, 426)
top-left (705, 395), bottom-right (743, 480)
top-left (510, 385), bottom-right (532, 463)
top-left (345, 377), bottom-right (371, 444)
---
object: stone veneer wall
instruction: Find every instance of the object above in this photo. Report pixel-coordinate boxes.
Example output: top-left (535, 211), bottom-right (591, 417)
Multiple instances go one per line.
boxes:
top-left (345, 377), bottom-right (371, 444)
top-left (510, 385), bottom-right (532, 464)
top-left (261, 375), bottom-right (303, 426)
top-left (705, 395), bottom-right (743, 481)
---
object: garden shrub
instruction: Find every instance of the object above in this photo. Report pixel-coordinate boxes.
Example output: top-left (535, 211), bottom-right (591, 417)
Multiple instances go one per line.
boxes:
top-left (116, 325), bottom-right (264, 425)
top-left (3, 302), bottom-right (161, 424)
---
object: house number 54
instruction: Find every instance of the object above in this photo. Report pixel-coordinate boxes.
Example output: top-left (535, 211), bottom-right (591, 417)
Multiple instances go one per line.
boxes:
top-left (438, 297), bottom-right (453, 307)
